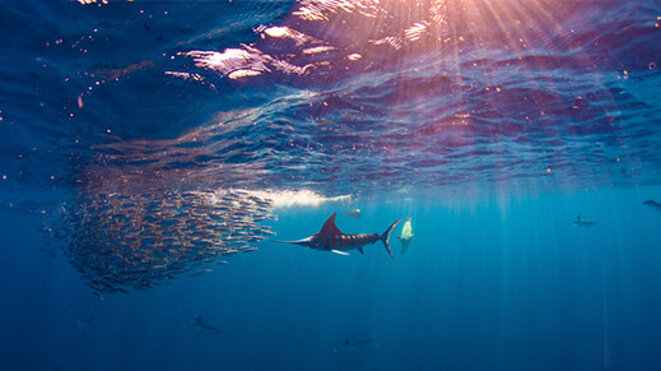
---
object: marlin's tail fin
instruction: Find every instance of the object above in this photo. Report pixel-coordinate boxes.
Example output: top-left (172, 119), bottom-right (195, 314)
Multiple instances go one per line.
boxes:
top-left (381, 218), bottom-right (402, 259)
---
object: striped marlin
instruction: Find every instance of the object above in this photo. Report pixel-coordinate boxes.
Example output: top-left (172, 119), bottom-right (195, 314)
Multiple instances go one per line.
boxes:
top-left (278, 213), bottom-right (402, 258)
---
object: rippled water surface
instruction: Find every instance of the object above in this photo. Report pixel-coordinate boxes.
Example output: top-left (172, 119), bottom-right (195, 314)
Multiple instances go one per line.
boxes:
top-left (2, 0), bottom-right (659, 195)
top-left (0, 0), bottom-right (660, 370)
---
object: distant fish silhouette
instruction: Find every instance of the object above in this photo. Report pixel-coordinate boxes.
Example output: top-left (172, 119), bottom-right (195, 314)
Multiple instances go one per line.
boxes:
top-left (573, 215), bottom-right (595, 227)
top-left (188, 315), bottom-right (221, 334)
top-left (343, 337), bottom-right (373, 348)
top-left (276, 213), bottom-right (401, 258)
top-left (333, 336), bottom-right (377, 353)
top-left (344, 208), bottom-right (361, 218)
top-left (396, 218), bottom-right (414, 255)
top-left (39, 248), bottom-right (57, 259)
top-left (643, 200), bottom-right (661, 210)
top-left (188, 268), bottom-right (213, 277)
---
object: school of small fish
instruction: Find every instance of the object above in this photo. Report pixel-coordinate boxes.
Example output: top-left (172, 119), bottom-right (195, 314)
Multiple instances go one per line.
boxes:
top-left (57, 188), bottom-right (274, 294)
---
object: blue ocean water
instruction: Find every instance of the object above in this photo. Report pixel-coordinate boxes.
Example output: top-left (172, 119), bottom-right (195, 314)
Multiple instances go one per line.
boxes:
top-left (0, 0), bottom-right (660, 370)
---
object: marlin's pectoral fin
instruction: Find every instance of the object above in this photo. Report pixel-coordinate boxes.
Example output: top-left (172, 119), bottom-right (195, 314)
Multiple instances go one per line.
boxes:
top-left (273, 236), bottom-right (314, 246)
top-left (330, 250), bottom-right (350, 256)
top-left (357, 247), bottom-right (364, 255)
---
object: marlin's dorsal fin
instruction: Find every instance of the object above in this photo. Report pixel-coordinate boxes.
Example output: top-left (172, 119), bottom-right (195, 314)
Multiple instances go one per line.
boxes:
top-left (320, 213), bottom-right (342, 235)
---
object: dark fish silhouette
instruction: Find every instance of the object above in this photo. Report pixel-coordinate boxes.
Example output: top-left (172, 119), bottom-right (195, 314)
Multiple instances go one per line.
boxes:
top-left (573, 215), bottom-right (595, 227)
top-left (277, 213), bottom-right (401, 258)
top-left (343, 337), bottom-right (373, 347)
top-left (643, 200), bottom-right (661, 210)
top-left (39, 248), bottom-right (57, 259)
top-left (332, 336), bottom-right (377, 353)
top-left (188, 315), bottom-right (221, 334)
top-left (188, 268), bottom-right (213, 277)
